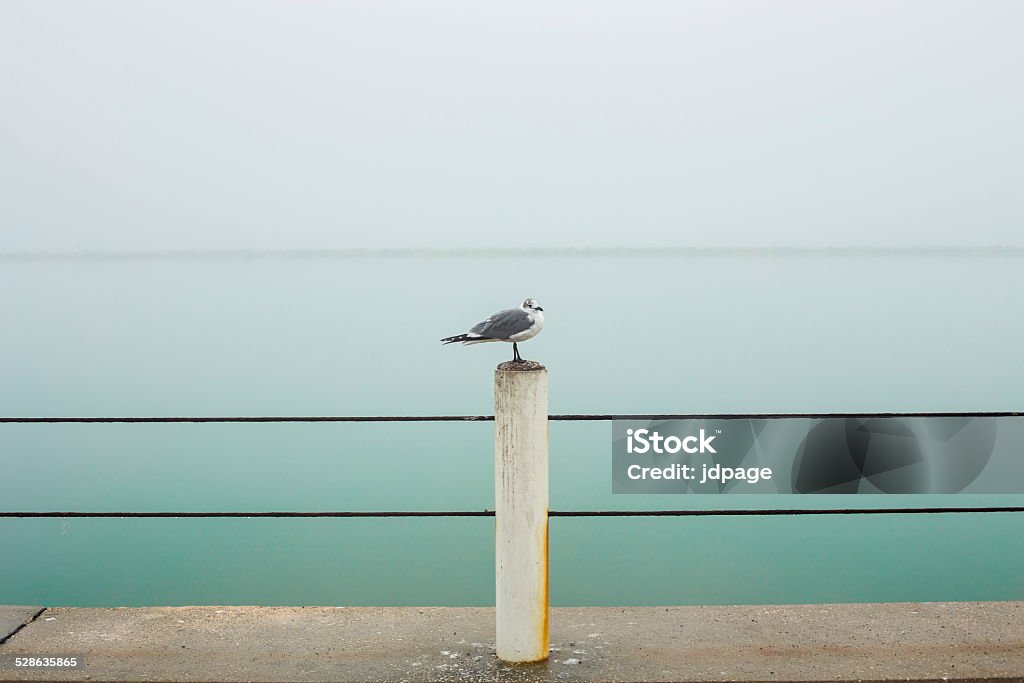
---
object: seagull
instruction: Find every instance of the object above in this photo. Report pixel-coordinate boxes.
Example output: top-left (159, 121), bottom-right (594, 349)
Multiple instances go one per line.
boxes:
top-left (441, 298), bottom-right (545, 362)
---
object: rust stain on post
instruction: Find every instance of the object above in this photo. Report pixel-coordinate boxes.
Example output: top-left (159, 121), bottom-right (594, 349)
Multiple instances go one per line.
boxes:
top-left (541, 515), bottom-right (549, 650)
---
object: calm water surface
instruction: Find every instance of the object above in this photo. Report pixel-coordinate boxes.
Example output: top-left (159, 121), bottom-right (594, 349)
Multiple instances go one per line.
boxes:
top-left (1, 250), bottom-right (1022, 606)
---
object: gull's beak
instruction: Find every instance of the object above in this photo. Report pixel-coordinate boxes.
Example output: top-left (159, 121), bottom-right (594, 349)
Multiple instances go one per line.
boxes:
top-left (536, 306), bottom-right (544, 311)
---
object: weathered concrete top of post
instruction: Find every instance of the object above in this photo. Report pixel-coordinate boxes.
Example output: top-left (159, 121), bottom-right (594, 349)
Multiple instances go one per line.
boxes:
top-left (495, 360), bottom-right (546, 372)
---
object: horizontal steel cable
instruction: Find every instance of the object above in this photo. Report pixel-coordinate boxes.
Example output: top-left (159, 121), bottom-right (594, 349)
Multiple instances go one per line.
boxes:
top-left (2, 507), bottom-right (1023, 518)
top-left (4, 413), bottom-right (1021, 519)
top-left (2, 411), bottom-right (1021, 423)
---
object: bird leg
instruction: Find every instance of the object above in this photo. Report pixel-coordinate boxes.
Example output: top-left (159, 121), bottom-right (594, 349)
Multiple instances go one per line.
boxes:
top-left (512, 342), bottom-right (523, 362)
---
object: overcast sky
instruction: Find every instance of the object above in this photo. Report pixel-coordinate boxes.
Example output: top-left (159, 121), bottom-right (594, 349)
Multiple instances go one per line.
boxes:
top-left (1, 1), bottom-right (1022, 252)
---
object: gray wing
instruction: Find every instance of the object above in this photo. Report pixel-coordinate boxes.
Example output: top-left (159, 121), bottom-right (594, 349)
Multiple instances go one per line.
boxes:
top-left (469, 308), bottom-right (532, 340)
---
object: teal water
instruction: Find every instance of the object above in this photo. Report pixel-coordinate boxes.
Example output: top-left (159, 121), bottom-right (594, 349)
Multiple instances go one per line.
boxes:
top-left (1, 250), bottom-right (1022, 606)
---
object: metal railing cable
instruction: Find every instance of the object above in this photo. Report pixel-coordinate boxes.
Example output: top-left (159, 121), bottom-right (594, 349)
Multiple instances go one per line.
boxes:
top-left (2, 507), bottom-right (1023, 518)
top-left (2, 411), bottom-right (1021, 423)
top-left (3, 412), bottom-right (1022, 519)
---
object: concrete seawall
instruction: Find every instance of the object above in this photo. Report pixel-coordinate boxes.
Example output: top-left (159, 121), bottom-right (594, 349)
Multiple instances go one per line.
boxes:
top-left (1, 602), bottom-right (1022, 682)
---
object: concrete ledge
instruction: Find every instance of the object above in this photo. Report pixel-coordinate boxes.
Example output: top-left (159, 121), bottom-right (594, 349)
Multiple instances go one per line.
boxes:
top-left (0, 608), bottom-right (43, 646)
top-left (0, 602), bottom-right (1022, 682)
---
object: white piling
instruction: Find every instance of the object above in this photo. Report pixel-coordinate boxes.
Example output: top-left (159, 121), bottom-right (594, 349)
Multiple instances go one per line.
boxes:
top-left (494, 362), bottom-right (549, 663)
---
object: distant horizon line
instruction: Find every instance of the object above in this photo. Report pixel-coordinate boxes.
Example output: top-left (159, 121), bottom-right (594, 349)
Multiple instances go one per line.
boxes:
top-left (2, 246), bottom-right (1024, 260)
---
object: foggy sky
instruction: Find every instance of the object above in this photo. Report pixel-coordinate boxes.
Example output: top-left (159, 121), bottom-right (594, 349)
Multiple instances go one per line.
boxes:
top-left (2, 1), bottom-right (1022, 252)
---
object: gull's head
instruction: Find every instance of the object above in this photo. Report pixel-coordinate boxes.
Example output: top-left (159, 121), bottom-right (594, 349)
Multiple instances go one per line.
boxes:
top-left (522, 298), bottom-right (544, 312)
